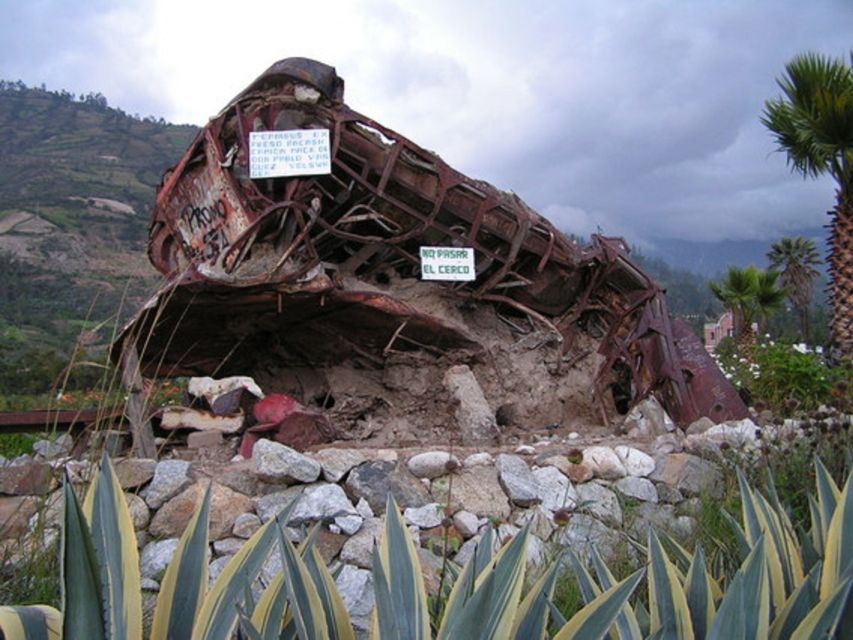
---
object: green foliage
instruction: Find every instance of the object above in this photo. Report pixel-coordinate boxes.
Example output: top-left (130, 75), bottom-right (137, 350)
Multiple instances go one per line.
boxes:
top-left (750, 343), bottom-right (848, 414)
top-left (710, 266), bottom-right (786, 345)
top-left (714, 338), bottom-right (851, 415)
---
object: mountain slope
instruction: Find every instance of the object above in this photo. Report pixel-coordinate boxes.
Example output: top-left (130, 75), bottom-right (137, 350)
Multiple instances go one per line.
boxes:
top-left (0, 82), bottom-right (196, 378)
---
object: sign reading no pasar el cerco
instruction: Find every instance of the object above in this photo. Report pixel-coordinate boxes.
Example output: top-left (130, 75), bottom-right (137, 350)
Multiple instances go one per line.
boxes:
top-left (249, 129), bottom-right (331, 178)
top-left (420, 246), bottom-right (476, 281)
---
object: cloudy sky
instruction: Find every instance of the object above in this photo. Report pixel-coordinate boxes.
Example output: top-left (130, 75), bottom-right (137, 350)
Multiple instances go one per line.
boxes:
top-left (1, 0), bottom-right (850, 261)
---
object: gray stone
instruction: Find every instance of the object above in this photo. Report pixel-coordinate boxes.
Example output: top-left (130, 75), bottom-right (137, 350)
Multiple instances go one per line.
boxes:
top-left (232, 512), bottom-right (261, 539)
top-left (513, 506), bottom-right (556, 542)
top-left (407, 452), bottom-right (459, 479)
top-left (628, 503), bottom-right (696, 541)
top-left (453, 536), bottom-right (481, 568)
top-left (340, 517), bottom-right (383, 569)
top-left (623, 396), bottom-right (675, 438)
top-left (443, 364), bottom-right (499, 445)
top-left (686, 416), bottom-right (716, 435)
top-left (149, 481), bottom-right (252, 541)
top-left (143, 460), bottom-right (193, 509)
top-left (253, 485), bottom-right (305, 523)
top-left (702, 419), bottom-right (759, 448)
top-left (213, 537), bottom-right (245, 556)
top-left (526, 534), bottom-right (546, 568)
top-left (0, 461), bottom-right (55, 495)
top-left (253, 439), bottom-right (321, 484)
top-left (355, 498), bottom-right (374, 519)
top-left (140, 538), bottom-right (180, 579)
top-left (540, 456), bottom-right (593, 484)
top-left (452, 510), bottom-right (480, 538)
top-left (649, 453), bottom-right (723, 498)
top-left (615, 476), bottom-right (658, 503)
top-left (532, 466), bottom-right (578, 513)
top-left (63, 459), bottom-right (93, 484)
top-left (431, 466), bottom-right (510, 519)
top-left (653, 433), bottom-right (684, 455)
top-left (404, 503), bottom-right (444, 529)
top-left (291, 483), bottom-right (357, 524)
top-left (208, 555), bottom-right (233, 587)
top-left (335, 565), bottom-right (375, 636)
top-left (32, 433), bottom-right (73, 460)
top-left (514, 445), bottom-right (536, 456)
top-left (582, 446), bottom-right (627, 480)
top-left (613, 446), bottom-right (656, 477)
top-left (311, 448), bottom-right (368, 483)
top-left (124, 492), bottom-right (150, 530)
top-left (656, 484), bottom-right (684, 504)
top-left (496, 454), bottom-right (540, 507)
top-left (140, 578), bottom-right (160, 592)
top-left (463, 452), bottom-right (493, 468)
top-left (114, 458), bottom-right (157, 490)
top-left (558, 514), bottom-right (622, 563)
top-left (576, 482), bottom-right (622, 526)
top-left (346, 461), bottom-right (430, 514)
top-left (1, 496), bottom-right (40, 539)
top-left (334, 515), bottom-right (364, 535)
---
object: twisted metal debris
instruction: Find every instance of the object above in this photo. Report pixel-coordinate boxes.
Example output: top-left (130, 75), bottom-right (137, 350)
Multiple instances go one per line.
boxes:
top-left (118, 57), bottom-right (747, 433)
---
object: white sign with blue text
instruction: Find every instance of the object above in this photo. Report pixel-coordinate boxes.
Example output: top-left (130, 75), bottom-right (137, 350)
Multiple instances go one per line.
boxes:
top-left (419, 246), bottom-right (476, 281)
top-left (249, 129), bottom-right (331, 179)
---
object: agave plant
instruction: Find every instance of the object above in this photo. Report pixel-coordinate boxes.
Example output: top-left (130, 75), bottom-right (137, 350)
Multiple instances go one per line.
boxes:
top-left (0, 453), bottom-right (645, 640)
top-left (0, 453), bottom-right (849, 639)
top-left (564, 457), bottom-right (852, 639)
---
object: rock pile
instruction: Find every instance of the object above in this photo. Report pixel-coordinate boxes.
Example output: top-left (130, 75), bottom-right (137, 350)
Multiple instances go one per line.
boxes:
top-left (1, 398), bottom-right (849, 636)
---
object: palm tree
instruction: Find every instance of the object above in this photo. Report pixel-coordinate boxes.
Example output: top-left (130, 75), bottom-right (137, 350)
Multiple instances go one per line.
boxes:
top-left (762, 52), bottom-right (853, 360)
top-left (710, 266), bottom-right (786, 354)
top-left (767, 237), bottom-right (822, 343)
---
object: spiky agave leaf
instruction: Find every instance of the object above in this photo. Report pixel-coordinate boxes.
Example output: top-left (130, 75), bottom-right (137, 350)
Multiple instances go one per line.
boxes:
top-left (790, 577), bottom-right (852, 640)
top-left (191, 497), bottom-right (299, 640)
top-left (589, 548), bottom-right (642, 640)
top-left (647, 529), bottom-right (694, 640)
top-left (436, 525), bottom-right (529, 640)
top-left (82, 452), bottom-right (142, 640)
top-left (552, 569), bottom-right (645, 640)
top-left (0, 605), bottom-right (62, 640)
top-left (683, 546), bottom-right (716, 640)
top-left (370, 495), bottom-right (430, 640)
top-left (151, 484), bottom-right (212, 640)
top-left (706, 537), bottom-right (770, 640)
top-left (511, 558), bottom-right (562, 640)
top-left (61, 475), bottom-right (104, 639)
top-left (818, 473), bottom-right (852, 601)
top-left (769, 562), bottom-right (820, 640)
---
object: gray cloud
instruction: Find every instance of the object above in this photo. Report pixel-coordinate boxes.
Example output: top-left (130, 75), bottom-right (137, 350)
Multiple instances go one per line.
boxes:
top-left (1, 0), bottom-right (850, 254)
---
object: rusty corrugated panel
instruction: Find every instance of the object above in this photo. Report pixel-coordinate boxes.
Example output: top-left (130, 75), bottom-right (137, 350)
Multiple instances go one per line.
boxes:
top-left (121, 57), bottom-right (747, 427)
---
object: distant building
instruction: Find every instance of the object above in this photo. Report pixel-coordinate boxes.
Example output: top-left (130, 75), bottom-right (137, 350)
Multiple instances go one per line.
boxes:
top-left (704, 310), bottom-right (735, 353)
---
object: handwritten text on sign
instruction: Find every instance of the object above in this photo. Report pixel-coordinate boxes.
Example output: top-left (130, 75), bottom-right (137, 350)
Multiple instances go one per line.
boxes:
top-left (249, 129), bottom-right (331, 179)
top-left (420, 246), bottom-right (476, 281)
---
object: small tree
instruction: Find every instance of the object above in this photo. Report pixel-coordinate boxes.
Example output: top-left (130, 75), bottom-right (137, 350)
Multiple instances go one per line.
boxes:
top-left (767, 236), bottom-right (822, 343)
top-left (710, 266), bottom-right (786, 354)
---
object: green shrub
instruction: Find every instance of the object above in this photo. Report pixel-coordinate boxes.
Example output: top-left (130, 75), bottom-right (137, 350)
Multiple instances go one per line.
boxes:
top-left (714, 338), bottom-right (851, 415)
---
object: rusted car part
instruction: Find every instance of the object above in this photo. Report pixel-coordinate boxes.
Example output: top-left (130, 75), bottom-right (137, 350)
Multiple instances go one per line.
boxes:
top-left (117, 57), bottom-right (746, 433)
top-left (240, 393), bottom-right (335, 457)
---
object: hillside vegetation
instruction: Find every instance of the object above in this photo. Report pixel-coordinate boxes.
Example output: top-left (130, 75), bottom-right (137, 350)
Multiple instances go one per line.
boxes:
top-left (0, 82), bottom-right (197, 393)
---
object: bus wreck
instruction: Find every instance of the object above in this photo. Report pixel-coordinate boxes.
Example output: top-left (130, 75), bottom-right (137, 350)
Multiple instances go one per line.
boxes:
top-left (117, 57), bottom-right (747, 448)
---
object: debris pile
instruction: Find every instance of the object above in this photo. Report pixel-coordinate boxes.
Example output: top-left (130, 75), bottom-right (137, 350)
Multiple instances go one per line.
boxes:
top-left (115, 57), bottom-right (747, 448)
